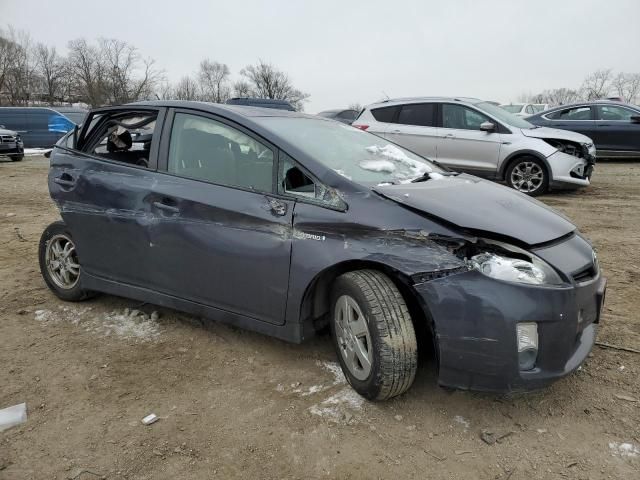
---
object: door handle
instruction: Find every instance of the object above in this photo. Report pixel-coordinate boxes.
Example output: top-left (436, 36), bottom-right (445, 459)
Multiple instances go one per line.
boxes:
top-left (153, 200), bottom-right (180, 214)
top-left (53, 173), bottom-right (76, 188)
top-left (391, 129), bottom-right (402, 133)
top-left (444, 133), bottom-right (455, 138)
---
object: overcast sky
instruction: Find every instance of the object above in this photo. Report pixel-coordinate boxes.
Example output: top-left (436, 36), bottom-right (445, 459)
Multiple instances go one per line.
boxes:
top-left (3, 0), bottom-right (640, 112)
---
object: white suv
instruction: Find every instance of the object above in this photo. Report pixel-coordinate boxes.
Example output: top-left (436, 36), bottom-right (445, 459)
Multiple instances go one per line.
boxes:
top-left (353, 97), bottom-right (595, 195)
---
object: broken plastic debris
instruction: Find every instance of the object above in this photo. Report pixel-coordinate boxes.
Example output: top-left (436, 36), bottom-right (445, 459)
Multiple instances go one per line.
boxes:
top-left (141, 413), bottom-right (159, 425)
top-left (0, 402), bottom-right (27, 432)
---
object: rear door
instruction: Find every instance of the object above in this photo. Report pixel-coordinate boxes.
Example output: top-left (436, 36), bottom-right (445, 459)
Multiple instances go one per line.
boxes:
top-left (49, 106), bottom-right (165, 286)
top-left (594, 104), bottom-right (640, 153)
top-left (149, 109), bottom-right (293, 325)
top-left (544, 105), bottom-right (598, 140)
top-left (383, 103), bottom-right (438, 159)
top-left (435, 103), bottom-right (502, 174)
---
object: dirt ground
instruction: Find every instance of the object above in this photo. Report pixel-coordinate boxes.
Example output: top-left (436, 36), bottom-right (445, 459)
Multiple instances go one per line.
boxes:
top-left (1, 156), bottom-right (638, 480)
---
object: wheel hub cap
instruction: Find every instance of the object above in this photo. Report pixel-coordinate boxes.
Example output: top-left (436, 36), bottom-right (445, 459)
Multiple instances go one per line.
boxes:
top-left (334, 295), bottom-right (373, 381)
top-left (45, 234), bottom-right (80, 290)
top-left (511, 162), bottom-right (543, 193)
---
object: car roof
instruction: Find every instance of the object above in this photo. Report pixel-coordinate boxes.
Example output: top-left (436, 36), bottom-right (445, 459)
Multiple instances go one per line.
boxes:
top-left (131, 100), bottom-right (313, 117)
top-left (365, 96), bottom-right (482, 108)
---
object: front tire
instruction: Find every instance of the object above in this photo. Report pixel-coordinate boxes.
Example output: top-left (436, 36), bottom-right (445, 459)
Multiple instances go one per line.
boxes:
top-left (330, 270), bottom-right (418, 401)
top-left (39, 221), bottom-right (95, 302)
top-left (505, 156), bottom-right (548, 196)
top-left (10, 154), bottom-right (24, 162)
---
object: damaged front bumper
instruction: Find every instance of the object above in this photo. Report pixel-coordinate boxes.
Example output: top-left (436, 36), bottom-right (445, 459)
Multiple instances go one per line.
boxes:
top-left (413, 253), bottom-right (606, 393)
top-left (548, 147), bottom-right (596, 188)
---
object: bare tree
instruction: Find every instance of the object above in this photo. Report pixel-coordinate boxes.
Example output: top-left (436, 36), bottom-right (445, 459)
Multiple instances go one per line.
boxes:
top-left (348, 103), bottom-right (363, 112)
top-left (581, 69), bottom-right (613, 100)
top-left (239, 60), bottom-right (309, 110)
top-left (3, 27), bottom-right (35, 105)
top-left (198, 59), bottom-right (231, 103)
top-left (33, 43), bottom-right (63, 104)
top-left (173, 76), bottom-right (199, 100)
top-left (232, 79), bottom-right (251, 98)
top-left (67, 38), bottom-right (107, 106)
top-left (0, 31), bottom-right (22, 105)
top-left (612, 72), bottom-right (640, 104)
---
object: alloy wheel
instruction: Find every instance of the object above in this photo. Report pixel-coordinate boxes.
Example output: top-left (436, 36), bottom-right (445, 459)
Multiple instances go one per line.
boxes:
top-left (334, 295), bottom-right (373, 381)
top-left (45, 234), bottom-right (80, 290)
top-left (510, 161), bottom-right (544, 193)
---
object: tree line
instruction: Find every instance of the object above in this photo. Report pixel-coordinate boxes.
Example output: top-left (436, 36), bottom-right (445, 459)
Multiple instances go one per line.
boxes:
top-left (518, 69), bottom-right (640, 105)
top-left (0, 25), bottom-right (310, 110)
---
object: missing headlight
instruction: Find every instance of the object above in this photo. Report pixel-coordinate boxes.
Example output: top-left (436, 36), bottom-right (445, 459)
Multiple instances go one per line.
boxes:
top-left (543, 138), bottom-right (587, 159)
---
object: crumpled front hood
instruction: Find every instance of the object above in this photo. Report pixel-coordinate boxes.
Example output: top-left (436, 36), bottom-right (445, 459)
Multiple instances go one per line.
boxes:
top-left (374, 175), bottom-right (576, 246)
top-left (520, 126), bottom-right (592, 144)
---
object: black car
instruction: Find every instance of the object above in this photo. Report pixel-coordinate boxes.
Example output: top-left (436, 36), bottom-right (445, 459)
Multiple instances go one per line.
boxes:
top-left (0, 126), bottom-right (24, 161)
top-left (527, 101), bottom-right (640, 159)
top-left (317, 108), bottom-right (360, 124)
top-left (39, 101), bottom-right (605, 400)
top-left (0, 107), bottom-right (76, 148)
top-left (225, 97), bottom-right (295, 111)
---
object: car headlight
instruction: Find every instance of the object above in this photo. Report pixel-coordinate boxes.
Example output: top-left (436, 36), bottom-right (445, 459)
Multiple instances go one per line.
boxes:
top-left (470, 242), bottom-right (564, 286)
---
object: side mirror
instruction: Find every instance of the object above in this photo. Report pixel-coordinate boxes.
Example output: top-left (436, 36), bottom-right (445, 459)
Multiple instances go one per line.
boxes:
top-left (480, 121), bottom-right (496, 132)
top-left (630, 115), bottom-right (640, 124)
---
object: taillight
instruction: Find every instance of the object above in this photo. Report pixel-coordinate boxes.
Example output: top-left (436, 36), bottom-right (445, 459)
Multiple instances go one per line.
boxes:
top-left (353, 124), bottom-right (369, 131)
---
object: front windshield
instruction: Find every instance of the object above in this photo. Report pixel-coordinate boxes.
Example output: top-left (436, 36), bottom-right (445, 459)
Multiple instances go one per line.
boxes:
top-left (481, 102), bottom-right (535, 128)
top-left (500, 104), bottom-right (523, 113)
top-left (255, 117), bottom-right (443, 185)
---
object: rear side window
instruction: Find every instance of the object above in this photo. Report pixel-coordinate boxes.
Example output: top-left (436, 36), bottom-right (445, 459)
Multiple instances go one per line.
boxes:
top-left (82, 111), bottom-right (158, 168)
top-left (547, 106), bottom-right (592, 120)
top-left (397, 103), bottom-right (436, 127)
top-left (168, 112), bottom-right (274, 192)
top-left (371, 106), bottom-right (400, 123)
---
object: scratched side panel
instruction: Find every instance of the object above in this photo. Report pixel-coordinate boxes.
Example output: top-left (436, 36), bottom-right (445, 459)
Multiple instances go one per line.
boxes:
top-left (285, 192), bottom-right (465, 334)
top-left (49, 150), bottom-right (159, 286)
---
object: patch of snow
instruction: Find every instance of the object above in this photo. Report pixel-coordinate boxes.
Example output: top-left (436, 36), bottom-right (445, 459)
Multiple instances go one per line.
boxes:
top-left (309, 387), bottom-right (364, 423)
top-left (609, 442), bottom-right (639, 458)
top-left (34, 306), bottom-right (160, 342)
top-left (359, 159), bottom-right (396, 173)
top-left (316, 360), bottom-right (347, 385)
top-left (300, 385), bottom-right (324, 396)
top-left (24, 148), bottom-right (52, 156)
top-left (364, 144), bottom-right (433, 182)
top-left (454, 415), bottom-right (470, 430)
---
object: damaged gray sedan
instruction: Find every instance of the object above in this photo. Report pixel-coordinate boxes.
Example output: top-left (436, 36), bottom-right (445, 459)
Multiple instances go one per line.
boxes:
top-left (39, 101), bottom-right (607, 400)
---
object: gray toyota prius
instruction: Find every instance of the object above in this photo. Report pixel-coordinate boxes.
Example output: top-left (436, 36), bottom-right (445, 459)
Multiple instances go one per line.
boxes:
top-left (39, 101), bottom-right (606, 400)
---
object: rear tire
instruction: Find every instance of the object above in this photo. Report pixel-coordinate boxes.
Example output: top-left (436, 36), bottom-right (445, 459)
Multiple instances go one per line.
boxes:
top-left (505, 156), bottom-right (548, 196)
top-left (330, 270), bottom-right (418, 401)
top-left (39, 221), bottom-right (95, 302)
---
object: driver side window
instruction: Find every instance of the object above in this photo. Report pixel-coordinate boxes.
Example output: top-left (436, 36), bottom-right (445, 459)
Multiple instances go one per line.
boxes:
top-left (442, 104), bottom-right (489, 130)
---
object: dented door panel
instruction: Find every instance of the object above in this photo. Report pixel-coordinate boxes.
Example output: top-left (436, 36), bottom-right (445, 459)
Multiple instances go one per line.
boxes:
top-left (146, 175), bottom-right (294, 325)
top-left (49, 150), bottom-right (159, 286)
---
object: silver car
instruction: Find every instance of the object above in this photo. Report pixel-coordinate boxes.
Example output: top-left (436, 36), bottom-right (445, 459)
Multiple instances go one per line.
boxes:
top-left (353, 97), bottom-right (596, 195)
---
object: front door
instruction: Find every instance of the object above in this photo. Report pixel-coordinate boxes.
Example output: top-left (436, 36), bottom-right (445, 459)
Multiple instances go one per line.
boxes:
top-left (149, 109), bottom-right (293, 325)
top-left (436, 103), bottom-right (502, 174)
top-left (545, 105), bottom-right (598, 140)
top-left (594, 104), bottom-right (640, 154)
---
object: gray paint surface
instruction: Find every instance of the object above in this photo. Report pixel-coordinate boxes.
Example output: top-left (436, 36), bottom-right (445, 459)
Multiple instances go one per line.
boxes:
top-left (47, 101), bottom-right (605, 392)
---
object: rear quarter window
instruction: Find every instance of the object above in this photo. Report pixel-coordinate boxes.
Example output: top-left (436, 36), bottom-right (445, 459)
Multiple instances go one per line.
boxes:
top-left (371, 106), bottom-right (400, 123)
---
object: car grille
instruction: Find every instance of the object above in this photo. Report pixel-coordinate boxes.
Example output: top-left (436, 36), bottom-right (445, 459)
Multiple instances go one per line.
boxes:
top-left (0, 134), bottom-right (17, 143)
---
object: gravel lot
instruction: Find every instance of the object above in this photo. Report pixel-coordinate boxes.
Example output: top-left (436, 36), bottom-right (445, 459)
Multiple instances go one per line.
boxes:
top-left (1, 156), bottom-right (639, 479)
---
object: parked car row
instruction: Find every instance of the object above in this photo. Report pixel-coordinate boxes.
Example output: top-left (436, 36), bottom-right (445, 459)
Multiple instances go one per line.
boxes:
top-left (351, 97), bottom-right (595, 196)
